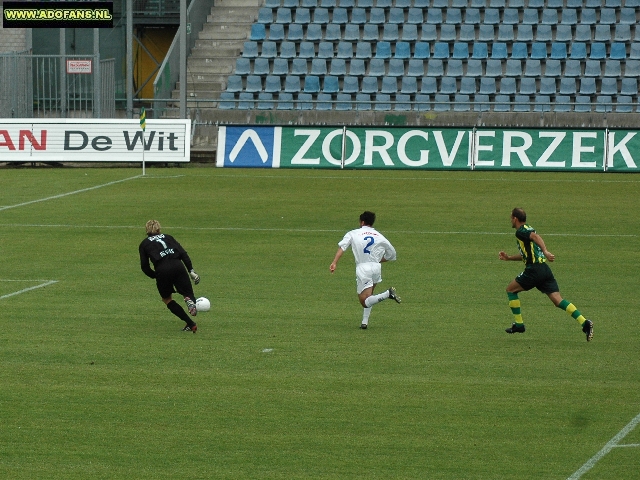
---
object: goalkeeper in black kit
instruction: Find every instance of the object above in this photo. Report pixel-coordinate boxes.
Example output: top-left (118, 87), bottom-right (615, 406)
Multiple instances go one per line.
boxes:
top-left (139, 220), bottom-right (201, 333)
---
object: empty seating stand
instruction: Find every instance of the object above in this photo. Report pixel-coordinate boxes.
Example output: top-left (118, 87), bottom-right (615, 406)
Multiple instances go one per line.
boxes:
top-left (221, 0), bottom-right (640, 112)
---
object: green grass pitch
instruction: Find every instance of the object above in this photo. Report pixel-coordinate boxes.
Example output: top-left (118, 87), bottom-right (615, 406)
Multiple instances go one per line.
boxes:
top-left (0, 167), bottom-right (638, 479)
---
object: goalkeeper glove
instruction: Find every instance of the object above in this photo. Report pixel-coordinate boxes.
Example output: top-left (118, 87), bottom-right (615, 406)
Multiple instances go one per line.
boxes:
top-left (189, 269), bottom-right (200, 285)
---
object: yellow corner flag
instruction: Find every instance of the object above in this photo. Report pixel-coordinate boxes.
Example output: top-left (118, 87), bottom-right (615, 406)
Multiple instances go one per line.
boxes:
top-left (140, 106), bottom-right (146, 131)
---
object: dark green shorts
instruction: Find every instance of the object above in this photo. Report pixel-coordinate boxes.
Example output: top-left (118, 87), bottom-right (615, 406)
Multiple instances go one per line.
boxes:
top-left (515, 262), bottom-right (559, 294)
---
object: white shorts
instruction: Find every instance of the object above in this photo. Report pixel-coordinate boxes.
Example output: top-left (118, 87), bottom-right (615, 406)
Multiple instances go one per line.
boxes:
top-left (355, 262), bottom-right (382, 294)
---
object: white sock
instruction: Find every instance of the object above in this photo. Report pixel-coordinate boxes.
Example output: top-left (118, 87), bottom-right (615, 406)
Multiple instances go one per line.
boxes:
top-left (362, 307), bottom-right (371, 326)
top-left (364, 290), bottom-right (390, 308)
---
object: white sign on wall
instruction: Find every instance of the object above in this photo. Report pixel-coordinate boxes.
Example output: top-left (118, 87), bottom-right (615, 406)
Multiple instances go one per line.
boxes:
top-left (0, 119), bottom-right (191, 162)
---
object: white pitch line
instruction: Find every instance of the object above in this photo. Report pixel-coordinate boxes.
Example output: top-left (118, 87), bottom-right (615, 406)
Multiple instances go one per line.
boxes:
top-left (0, 175), bottom-right (142, 212)
top-left (0, 280), bottom-right (58, 300)
top-left (567, 411), bottom-right (640, 480)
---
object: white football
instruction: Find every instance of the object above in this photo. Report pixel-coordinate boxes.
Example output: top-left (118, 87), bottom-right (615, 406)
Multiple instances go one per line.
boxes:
top-left (196, 297), bottom-right (211, 312)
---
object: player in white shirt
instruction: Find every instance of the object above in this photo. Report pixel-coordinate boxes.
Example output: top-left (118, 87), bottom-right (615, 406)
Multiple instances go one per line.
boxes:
top-left (330, 211), bottom-right (401, 329)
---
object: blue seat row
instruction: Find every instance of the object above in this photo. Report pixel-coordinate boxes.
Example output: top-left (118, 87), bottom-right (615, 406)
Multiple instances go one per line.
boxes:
top-left (218, 91), bottom-right (637, 113)
top-left (262, 0), bottom-right (640, 9)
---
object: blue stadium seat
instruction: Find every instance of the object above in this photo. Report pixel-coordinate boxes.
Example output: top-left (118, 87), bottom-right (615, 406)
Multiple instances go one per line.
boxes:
top-left (323, 75), bottom-right (339, 93)
top-left (368, 58), bottom-right (386, 76)
top-left (615, 25), bottom-right (631, 42)
top-left (500, 77), bottom-right (516, 95)
top-left (407, 59), bottom-right (425, 76)
top-left (530, 43), bottom-right (547, 60)
top-left (478, 25), bottom-right (495, 42)
top-left (342, 76), bottom-right (359, 93)
top-left (413, 0), bottom-right (429, 6)
top-left (524, 59), bottom-right (541, 77)
top-left (306, 24), bottom-right (322, 41)
top-left (304, 75), bottom-right (320, 93)
top-left (265, 75), bottom-right (282, 93)
top-left (243, 41), bottom-right (259, 58)
top-left (426, 59), bottom-right (444, 77)
top-left (355, 93), bottom-right (371, 111)
top-left (528, 0), bottom-right (544, 7)
top-left (315, 93), bottom-right (332, 111)
top-left (600, 8), bottom-right (616, 25)
top-left (395, 42), bottom-right (411, 59)
top-left (388, 58), bottom-right (405, 76)
top-left (383, 24), bottom-right (400, 42)
top-left (471, 0), bottom-right (487, 7)
top-left (624, 60), bottom-right (640, 77)
top-left (291, 58), bottom-right (308, 75)
top-left (533, 95), bottom-right (551, 112)
top-left (516, 25), bottom-right (533, 42)
top-left (574, 25), bottom-right (592, 42)
top-left (574, 96), bottom-right (592, 113)
top-left (257, 92), bottom-right (275, 110)
top-left (453, 43), bottom-right (469, 59)
top-left (519, 77), bottom-right (536, 95)
top-left (266, 0), bottom-right (281, 7)
top-left (336, 41), bottom-right (353, 59)
top-left (226, 75), bottom-right (243, 92)
top-left (276, 8), bottom-right (293, 23)
top-left (317, 41), bottom-right (334, 59)
top-left (596, 96), bottom-right (613, 113)
top-left (375, 42), bottom-right (392, 59)
top-left (269, 24), bottom-right (285, 41)
top-left (620, 8), bottom-right (636, 25)
top-left (287, 24), bottom-right (304, 41)
top-left (313, 8), bottom-right (330, 23)
top-left (433, 94), bottom-right (451, 112)
top-left (336, 93), bottom-right (352, 111)
top-left (325, 24), bottom-right (342, 41)
top-left (459, 25), bottom-right (476, 42)
top-left (584, 60), bottom-right (601, 77)
top-left (539, 77), bottom-right (556, 95)
top-left (544, 59), bottom-right (562, 77)
top-left (420, 77), bottom-right (437, 94)
top-left (503, 9), bottom-right (519, 25)
top-left (616, 96), bottom-right (634, 113)
top-left (550, 43), bottom-right (567, 60)
top-left (590, 43), bottom-right (606, 60)
top-left (446, 8), bottom-right (463, 24)
top-left (509, 0), bottom-right (525, 6)
top-left (421, 24), bottom-right (437, 42)
top-left (375, 0), bottom-right (392, 8)
top-left (479, 77), bottom-right (497, 94)
top-left (570, 43), bottom-right (587, 60)
top-left (407, 8), bottom-right (424, 24)
top-left (394, 94), bottom-right (412, 112)
top-left (466, 59), bottom-right (483, 76)
top-left (343, 24), bottom-right (360, 42)
top-left (605, 0), bottom-right (622, 6)
top-left (389, 8), bottom-right (404, 24)
top-left (492, 43), bottom-right (508, 59)
top-left (250, 24), bottom-right (267, 42)
top-left (447, 59), bottom-right (464, 77)
top-left (485, 59), bottom-right (502, 76)
top-left (493, 94), bottom-right (511, 112)
top-left (330, 58), bottom-right (347, 76)
top-left (298, 42), bottom-right (315, 58)
top-left (219, 92), bottom-right (236, 110)
top-left (564, 59), bottom-right (581, 77)
top-left (553, 95), bottom-right (570, 112)
top-left (427, 8), bottom-right (443, 24)
top-left (237, 92), bottom-right (254, 110)
top-left (395, 0), bottom-right (411, 7)
top-left (511, 43), bottom-right (528, 60)
top-left (600, 77), bottom-right (618, 96)
top-left (566, 0), bottom-right (582, 7)
top-left (472, 42), bottom-right (488, 59)
top-left (514, 95), bottom-right (531, 112)
top-left (363, 24), bottom-right (379, 41)
top-left (580, 9), bottom-right (596, 25)
top-left (276, 93), bottom-right (294, 110)
top-left (490, 0), bottom-right (506, 8)
top-left (280, 41), bottom-right (296, 59)
top-left (300, 0), bottom-right (316, 8)
top-left (349, 59), bottom-right (366, 76)
top-left (284, 75), bottom-right (302, 92)
top-left (356, 42), bottom-right (373, 58)
top-left (369, 8), bottom-right (385, 24)
top-left (465, 8), bottom-right (481, 25)
top-left (402, 25), bottom-right (418, 42)
top-left (621, 77), bottom-right (637, 96)
top-left (400, 76), bottom-right (418, 94)
top-left (604, 59), bottom-right (621, 77)
top-left (355, 0), bottom-right (372, 6)
top-left (361, 77), bottom-right (378, 95)
top-left (483, 9), bottom-right (500, 25)
top-left (473, 94), bottom-right (490, 112)
top-left (535, 25), bottom-right (553, 42)
top-left (505, 59), bottom-right (522, 76)
top-left (630, 43), bottom-right (640, 60)
top-left (595, 25), bottom-right (612, 42)
top-left (374, 93), bottom-right (391, 111)
top-left (258, 8), bottom-right (273, 23)
top-left (580, 78), bottom-right (596, 95)
top-left (253, 58), bottom-right (270, 76)
top-left (311, 58), bottom-right (328, 75)
top-left (561, 9), bottom-right (578, 25)
top-left (433, 43), bottom-right (450, 59)
top-left (414, 42), bottom-right (430, 59)
top-left (283, 0), bottom-right (299, 6)
top-left (498, 25), bottom-right (515, 42)
top-left (610, 43), bottom-right (626, 61)
top-left (351, 8), bottom-right (367, 24)
top-left (541, 9), bottom-right (558, 25)
top-left (453, 94), bottom-right (471, 112)
top-left (460, 77), bottom-right (477, 95)
top-left (235, 58), bottom-right (251, 76)
top-left (273, 58), bottom-right (289, 75)
top-left (440, 25), bottom-right (457, 42)
top-left (559, 78), bottom-right (576, 95)
top-left (333, 8), bottom-right (349, 24)
top-left (555, 25), bottom-right (573, 43)
top-left (522, 9), bottom-right (538, 25)
top-left (380, 77), bottom-right (398, 94)
top-left (261, 41), bottom-right (278, 58)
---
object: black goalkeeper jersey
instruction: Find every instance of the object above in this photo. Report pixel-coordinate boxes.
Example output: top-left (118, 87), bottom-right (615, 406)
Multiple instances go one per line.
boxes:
top-left (139, 233), bottom-right (194, 278)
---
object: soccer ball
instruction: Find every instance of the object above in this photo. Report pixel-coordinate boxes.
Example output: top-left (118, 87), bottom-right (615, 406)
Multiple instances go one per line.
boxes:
top-left (196, 297), bottom-right (211, 312)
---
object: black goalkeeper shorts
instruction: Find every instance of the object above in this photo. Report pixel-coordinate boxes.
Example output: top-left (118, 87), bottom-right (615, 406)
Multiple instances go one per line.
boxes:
top-left (154, 260), bottom-right (194, 300)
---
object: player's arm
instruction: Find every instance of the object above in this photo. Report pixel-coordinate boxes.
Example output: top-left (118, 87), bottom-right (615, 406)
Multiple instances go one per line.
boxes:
top-left (139, 245), bottom-right (156, 278)
top-left (530, 232), bottom-right (555, 261)
top-left (330, 248), bottom-right (345, 273)
top-left (498, 251), bottom-right (522, 261)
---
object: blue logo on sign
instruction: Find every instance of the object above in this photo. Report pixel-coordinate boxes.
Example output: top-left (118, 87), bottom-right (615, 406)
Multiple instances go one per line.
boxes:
top-left (224, 127), bottom-right (275, 168)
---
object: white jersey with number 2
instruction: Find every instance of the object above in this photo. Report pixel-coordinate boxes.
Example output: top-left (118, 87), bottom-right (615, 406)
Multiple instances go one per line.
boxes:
top-left (338, 226), bottom-right (397, 266)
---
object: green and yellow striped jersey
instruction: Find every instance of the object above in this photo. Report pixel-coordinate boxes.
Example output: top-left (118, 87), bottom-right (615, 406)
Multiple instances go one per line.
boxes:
top-left (515, 224), bottom-right (546, 265)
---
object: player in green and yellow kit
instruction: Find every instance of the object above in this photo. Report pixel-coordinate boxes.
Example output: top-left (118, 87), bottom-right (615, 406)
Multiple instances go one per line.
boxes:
top-left (498, 208), bottom-right (593, 341)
